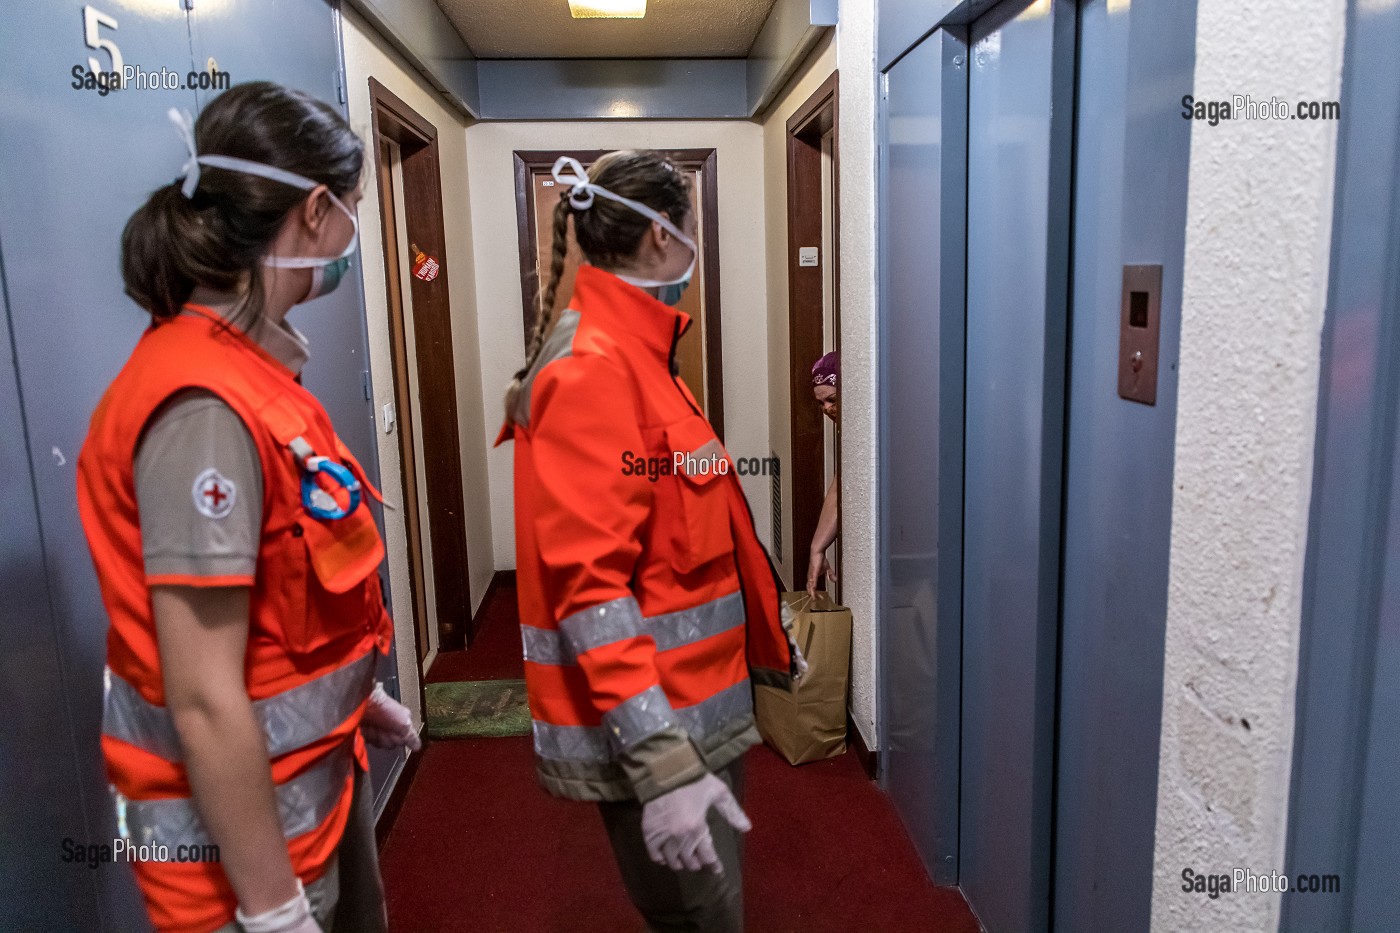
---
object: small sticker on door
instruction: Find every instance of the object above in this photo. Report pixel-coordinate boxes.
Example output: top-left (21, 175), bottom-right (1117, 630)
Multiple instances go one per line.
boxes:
top-left (799, 247), bottom-right (819, 267)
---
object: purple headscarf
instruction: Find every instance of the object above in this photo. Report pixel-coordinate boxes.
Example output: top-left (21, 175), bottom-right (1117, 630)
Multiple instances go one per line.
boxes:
top-left (811, 351), bottom-right (839, 388)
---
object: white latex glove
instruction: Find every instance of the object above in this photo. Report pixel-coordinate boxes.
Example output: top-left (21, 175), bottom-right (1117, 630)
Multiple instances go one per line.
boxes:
top-left (641, 772), bottom-right (752, 875)
top-left (361, 682), bottom-right (422, 752)
top-left (779, 600), bottom-right (810, 682)
top-left (235, 880), bottom-right (323, 933)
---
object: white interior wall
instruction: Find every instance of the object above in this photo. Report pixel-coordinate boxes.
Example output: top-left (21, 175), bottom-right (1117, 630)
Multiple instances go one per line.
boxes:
top-left (468, 120), bottom-right (769, 569)
top-left (834, 2), bottom-right (879, 749)
top-left (342, 5), bottom-right (495, 722)
top-left (1150, 0), bottom-right (1347, 929)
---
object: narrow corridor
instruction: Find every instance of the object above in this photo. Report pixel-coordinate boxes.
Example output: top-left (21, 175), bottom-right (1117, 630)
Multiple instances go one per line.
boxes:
top-left (378, 580), bottom-right (979, 932)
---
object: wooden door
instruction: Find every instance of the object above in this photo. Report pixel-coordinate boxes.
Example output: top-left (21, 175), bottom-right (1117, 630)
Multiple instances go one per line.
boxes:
top-left (514, 149), bottom-right (725, 437)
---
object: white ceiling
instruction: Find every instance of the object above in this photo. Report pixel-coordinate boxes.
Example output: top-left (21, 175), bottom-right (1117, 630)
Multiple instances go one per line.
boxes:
top-left (437, 0), bottom-right (780, 59)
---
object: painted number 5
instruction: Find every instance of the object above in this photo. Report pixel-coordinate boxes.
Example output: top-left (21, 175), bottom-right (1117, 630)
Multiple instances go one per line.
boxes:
top-left (83, 6), bottom-right (123, 77)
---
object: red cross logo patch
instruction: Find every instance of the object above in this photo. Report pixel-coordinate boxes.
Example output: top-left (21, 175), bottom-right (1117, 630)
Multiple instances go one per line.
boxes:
top-left (192, 468), bottom-right (237, 520)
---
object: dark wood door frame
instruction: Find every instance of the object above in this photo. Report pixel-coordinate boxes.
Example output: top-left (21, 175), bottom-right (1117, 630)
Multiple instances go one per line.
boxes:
top-left (787, 71), bottom-right (840, 598)
top-left (369, 77), bottom-right (472, 653)
top-left (512, 148), bottom-right (726, 441)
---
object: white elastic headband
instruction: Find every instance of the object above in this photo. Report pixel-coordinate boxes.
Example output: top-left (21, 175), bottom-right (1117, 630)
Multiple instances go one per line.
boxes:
top-left (551, 156), bottom-right (697, 251)
top-left (169, 107), bottom-right (324, 198)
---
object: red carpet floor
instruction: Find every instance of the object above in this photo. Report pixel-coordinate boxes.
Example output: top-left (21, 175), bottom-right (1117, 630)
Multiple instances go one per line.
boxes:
top-left (381, 577), bottom-right (979, 932)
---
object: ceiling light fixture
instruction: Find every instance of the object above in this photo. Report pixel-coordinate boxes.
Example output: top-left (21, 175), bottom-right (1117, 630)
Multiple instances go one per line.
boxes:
top-left (568, 0), bottom-right (647, 18)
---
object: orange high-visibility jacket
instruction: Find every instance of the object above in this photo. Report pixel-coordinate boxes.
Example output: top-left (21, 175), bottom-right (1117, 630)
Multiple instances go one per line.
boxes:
top-left (77, 306), bottom-right (393, 933)
top-left (496, 265), bottom-right (795, 803)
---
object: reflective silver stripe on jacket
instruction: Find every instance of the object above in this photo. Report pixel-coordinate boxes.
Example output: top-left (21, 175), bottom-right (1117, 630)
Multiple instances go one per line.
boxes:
top-left (102, 650), bottom-right (377, 762)
top-left (520, 591), bottom-right (744, 666)
top-left (558, 595), bottom-right (645, 657)
top-left (532, 678), bottom-right (753, 763)
top-left (513, 309), bottom-right (581, 428)
top-left (602, 684), bottom-right (676, 753)
top-left (115, 742), bottom-right (353, 851)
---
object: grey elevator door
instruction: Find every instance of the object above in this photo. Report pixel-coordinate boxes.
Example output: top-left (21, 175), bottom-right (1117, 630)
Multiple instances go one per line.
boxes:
top-left (1282, 0), bottom-right (1400, 927)
top-left (1054, 0), bottom-right (1194, 929)
top-left (0, 2), bottom-right (384, 926)
top-left (880, 27), bottom-right (966, 887)
top-left (959, 1), bottom-right (1075, 931)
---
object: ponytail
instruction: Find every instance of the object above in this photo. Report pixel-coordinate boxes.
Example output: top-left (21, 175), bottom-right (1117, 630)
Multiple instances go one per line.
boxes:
top-left (121, 182), bottom-right (268, 324)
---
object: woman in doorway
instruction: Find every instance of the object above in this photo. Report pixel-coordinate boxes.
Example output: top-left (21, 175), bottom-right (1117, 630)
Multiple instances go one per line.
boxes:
top-left (496, 151), bottom-right (804, 932)
top-left (806, 351), bottom-right (840, 598)
top-left (77, 82), bottom-right (419, 933)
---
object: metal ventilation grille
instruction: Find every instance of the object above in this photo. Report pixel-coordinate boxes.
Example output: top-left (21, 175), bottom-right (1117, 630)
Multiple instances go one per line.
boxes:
top-left (770, 450), bottom-right (782, 560)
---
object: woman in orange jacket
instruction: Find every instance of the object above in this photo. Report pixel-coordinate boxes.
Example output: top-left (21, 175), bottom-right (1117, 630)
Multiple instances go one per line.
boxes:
top-left (497, 151), bottom-right (806, 931)
top-left (77, 82), bottom-right (418, 933)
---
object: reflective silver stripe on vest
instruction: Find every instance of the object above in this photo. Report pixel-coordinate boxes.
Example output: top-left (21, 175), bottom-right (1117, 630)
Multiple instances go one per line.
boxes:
top-left (115, 742), bottom-right (353, 851)
top-left (521, 591), bottom-right (743, 667)
top-left (531, 678), bottom-right (752, 763)
top-left (103, 667), bottom-right (183, 760)
top-left (103, 650), bottom-right (377, 761)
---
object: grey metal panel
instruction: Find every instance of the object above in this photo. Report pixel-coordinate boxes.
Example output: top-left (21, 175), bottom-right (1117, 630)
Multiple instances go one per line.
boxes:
top-left (959, 1), bottom-right (1075, 930)
top-left (0, 243), bottom-right (102, 930)
top-left (877, 27), bottom-right (966, 888)
top-left (746, 0), bottom-right (837, 116)
top-left (879, 0), bottom-right (962, 70)
top-left (476, 59), bottom-right (750, 120)
top-left (1053, 0), bottom-right (1195, 930)
top-left (0, 3), bottom-right (195, 928)
top-left (878, 0), bottom-right (1000, 71)
top-left (344, 0), bottom-right (480, 117)
top-left (1282, 0), bottom-right (1400, 928)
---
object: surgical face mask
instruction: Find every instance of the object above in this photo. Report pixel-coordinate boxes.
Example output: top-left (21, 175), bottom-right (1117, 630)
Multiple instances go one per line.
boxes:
top-left (551, 156), bottom-right (697, 301)
top-left (656, 274), bottom-right (691, 307)
top-left (169, 106), bottom-right (359, 303)
top-left (263, 191), bottom-right (358, 303)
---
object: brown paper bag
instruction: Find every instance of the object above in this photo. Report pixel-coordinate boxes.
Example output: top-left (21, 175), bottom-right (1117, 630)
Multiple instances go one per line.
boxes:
top-left (754, 591), bottom-right (853, 765)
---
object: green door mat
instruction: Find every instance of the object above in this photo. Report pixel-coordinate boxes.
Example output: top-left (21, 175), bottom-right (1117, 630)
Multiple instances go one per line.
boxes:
top-left (424, 680), bottom-right (532, 739)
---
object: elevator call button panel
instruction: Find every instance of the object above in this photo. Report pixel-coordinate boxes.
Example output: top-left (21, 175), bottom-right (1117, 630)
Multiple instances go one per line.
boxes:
top-left (1118, 264), bottom-right (1163, 405)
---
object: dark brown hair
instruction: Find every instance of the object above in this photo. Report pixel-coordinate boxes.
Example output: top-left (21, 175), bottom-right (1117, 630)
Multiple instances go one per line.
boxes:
top-left (121, 81), bottom-right (364, 326)
top-left (505, 150), bottom-right (692, 419)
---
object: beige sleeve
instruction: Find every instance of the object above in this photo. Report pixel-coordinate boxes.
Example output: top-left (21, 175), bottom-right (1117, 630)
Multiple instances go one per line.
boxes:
top-left (133, 389), bottom-right (264, 585)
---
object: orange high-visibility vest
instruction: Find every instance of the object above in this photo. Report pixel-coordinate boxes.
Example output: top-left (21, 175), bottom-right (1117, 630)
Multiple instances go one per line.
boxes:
top-left (77, 305), bottom-right (392, 933)
top-left (496, 266), bottom-right (794, 802)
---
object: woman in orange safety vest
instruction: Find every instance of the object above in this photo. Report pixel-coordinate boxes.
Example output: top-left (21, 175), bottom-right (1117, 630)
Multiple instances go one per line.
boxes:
top-left (77, 82), bottom-right (419, 933)
top-left (496, 151), bottom-right (807, 932)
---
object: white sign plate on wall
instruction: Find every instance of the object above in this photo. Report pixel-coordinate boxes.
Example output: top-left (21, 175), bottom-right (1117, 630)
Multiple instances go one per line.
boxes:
top-left (799, 246), bottom-right (819, 267)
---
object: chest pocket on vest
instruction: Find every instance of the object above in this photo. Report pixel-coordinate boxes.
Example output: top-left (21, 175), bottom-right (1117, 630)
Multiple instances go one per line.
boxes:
top-left (278, 438), bottom-right (385, 655)
top-left (279, 504), bottom-right (384, 656)
top-left (663, 415), bottom-right (736, 575)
